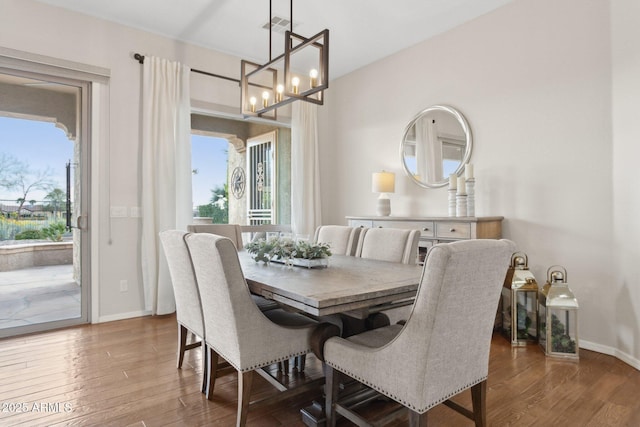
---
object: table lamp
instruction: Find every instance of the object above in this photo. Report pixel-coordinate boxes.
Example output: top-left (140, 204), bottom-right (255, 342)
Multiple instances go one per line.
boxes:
top-left (372, 171), bottom-right (395, 216)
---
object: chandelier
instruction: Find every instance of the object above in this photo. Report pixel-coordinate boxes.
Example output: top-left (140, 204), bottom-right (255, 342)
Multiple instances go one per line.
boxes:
top-left (240, 0), bottom-right (329, 120)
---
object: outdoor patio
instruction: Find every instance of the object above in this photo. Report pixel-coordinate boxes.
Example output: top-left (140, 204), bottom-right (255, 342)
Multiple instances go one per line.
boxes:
top-left (0, 264), bottom-right (80, 330)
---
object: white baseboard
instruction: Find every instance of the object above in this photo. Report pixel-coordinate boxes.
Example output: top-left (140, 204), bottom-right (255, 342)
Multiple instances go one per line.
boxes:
top-left (95, 310), bottom-right (152, 324)
top-left (581, 339), bottom-right (640, 371)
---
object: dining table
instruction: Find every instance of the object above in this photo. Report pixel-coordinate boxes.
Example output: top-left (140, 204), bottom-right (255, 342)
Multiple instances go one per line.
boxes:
top-left (238, 251), bottom-right (423, 319)
top-left (238, 251), bottom-right (424, 426)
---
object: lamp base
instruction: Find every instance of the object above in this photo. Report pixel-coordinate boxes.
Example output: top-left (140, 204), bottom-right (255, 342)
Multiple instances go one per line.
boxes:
top-left (376, 198), bottom-right (391, 216)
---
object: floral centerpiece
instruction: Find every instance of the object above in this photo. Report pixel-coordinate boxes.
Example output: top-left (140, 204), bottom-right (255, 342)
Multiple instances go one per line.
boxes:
top-left (245, 236), bottom-right (332, 268)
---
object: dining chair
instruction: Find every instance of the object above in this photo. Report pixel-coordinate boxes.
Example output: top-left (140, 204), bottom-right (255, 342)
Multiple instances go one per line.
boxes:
top-left (355, 227), bottom-right (421, 264)
top-left (187, 224), bottom-right (244, 249)
top-left (313, 225), bottom-right (361, 256)
top-left (314, 239), bottom-right (515, 427)
top-left (159, 229), bottom-right (208, 391)
top-left (187, 223), bottom-right (280, 313)
top-left (342, 227), bottom-right (422, 335)
top-left (184, 232), bottom-right (321, 426)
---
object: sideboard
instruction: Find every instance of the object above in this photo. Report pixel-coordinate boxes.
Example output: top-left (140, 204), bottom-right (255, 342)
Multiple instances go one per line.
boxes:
top-left (346, 215), bottom-right (504, 262)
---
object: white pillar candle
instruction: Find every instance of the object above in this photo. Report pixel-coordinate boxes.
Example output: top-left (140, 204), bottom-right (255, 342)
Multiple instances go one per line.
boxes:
top-left (449, 174), bottom-right (457, 190)
top-left (457, 177), bottom-right (467, 195)
top-left (465, 163), bottom-right (474, 180)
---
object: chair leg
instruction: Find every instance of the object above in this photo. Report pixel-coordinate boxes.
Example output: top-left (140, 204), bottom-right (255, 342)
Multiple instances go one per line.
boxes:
top-left (206, 348), bottom-right (219, 401)
top-left (237, 370), bottom-right (254, 427)
top-left (471, 380), bottom-right (487, 427)
top-left (324, 365), bottom-right (341, 427)
top-left (292, 355), bottom-right (306, 373)
top-left (279, 359), bottom-right (289, 374)
top-left (177, 324), bottom-right (188, 368)
top-left (409, 410), bottom-right (428, 427)
top-left (201, 343), bottom-right (209, 394)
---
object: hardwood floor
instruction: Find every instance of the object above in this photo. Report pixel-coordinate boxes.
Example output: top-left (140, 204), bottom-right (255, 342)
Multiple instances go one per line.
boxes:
top-left (0, 315), bottom-right (638, 426)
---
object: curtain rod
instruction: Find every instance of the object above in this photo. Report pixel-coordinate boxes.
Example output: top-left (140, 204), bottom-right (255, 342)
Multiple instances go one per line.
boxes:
top-left (133, 53), bottom-right (240, 85)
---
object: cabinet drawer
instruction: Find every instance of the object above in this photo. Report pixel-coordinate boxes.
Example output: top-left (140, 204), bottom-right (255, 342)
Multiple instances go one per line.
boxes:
top-left (349, 220), bottom-right (373, 228)
top-left (371, 220), bottom-right (435, 238)
top-left (436, 222), bottom-right (471, 239)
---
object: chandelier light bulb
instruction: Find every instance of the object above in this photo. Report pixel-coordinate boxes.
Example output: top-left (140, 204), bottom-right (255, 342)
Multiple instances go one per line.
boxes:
top-left (262, 91), bottom-right (270, 108)
top-left (292, 76), bottom-right (300, 94)
top-left (276, 84), bottom-right (284, 102)
top-left (309, 69), bottom-right (318, 87)
top-left (249, 96), bottom-right (257, 112)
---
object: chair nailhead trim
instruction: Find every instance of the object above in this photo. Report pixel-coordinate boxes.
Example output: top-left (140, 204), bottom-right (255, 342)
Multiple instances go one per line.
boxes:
top-left (208, 343), bottom-right (312, 373)
top-left (327, 361), bottom-right (486, 413)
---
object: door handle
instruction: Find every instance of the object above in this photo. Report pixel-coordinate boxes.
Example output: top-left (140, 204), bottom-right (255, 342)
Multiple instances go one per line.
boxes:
top-left (77, 215), bottom-right (87, 230)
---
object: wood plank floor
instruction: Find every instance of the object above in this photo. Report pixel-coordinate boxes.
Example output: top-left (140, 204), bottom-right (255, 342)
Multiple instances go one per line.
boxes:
top-left (0, 315), bottom-right (638, 426)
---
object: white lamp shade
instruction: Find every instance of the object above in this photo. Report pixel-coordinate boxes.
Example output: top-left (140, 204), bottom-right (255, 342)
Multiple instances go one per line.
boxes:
top-left (372, 171), bottom-right (395, 193)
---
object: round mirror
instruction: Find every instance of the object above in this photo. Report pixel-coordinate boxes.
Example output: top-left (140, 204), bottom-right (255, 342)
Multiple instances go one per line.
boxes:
top-left (400, 105), bottom-right (472, 188)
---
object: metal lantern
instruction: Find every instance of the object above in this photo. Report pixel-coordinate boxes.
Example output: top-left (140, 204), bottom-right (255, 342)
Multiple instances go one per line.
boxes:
top-left (501, 252), bottom-right (539, 346)
top-left (539, 265), bottom-right (579, 360)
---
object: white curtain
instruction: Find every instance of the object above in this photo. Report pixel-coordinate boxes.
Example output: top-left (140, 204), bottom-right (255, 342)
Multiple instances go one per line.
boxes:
top-left (416, 118), bottom-right (443, 182)
top-left (141, 56), bottom-right (192, 315)
top-left (291, 102), bottom-right (322, 237)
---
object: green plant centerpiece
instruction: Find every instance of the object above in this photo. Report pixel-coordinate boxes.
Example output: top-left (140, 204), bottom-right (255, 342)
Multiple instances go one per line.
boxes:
top-left (245, 236), bottom-right (332, 268)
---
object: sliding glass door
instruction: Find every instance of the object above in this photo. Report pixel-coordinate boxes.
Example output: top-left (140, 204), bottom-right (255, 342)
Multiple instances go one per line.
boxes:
top-left (0, 69), bottom-right (91, 337)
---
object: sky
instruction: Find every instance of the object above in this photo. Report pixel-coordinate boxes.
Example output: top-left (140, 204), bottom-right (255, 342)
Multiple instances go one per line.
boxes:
top-left (0, 116), bottom-right (228, 206)
top-left (191, 135), bottom-right (228, 206)
top-left (0, 116), bottom-right (72, 202)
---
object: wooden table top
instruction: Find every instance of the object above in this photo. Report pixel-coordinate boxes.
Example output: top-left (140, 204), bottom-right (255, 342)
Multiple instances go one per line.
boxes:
top-left (238, 251), bottom-right (423, 318)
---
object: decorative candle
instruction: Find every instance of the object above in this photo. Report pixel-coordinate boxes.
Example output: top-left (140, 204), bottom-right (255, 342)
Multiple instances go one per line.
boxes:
top-left (457, 176), bottom-right (467, 195)
top-left (449, 174), bottom-right (457, 190)
top-left (465, 163), bottom-right (474, 180)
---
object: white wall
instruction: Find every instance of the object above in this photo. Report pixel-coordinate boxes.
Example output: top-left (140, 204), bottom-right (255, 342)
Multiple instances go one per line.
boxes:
top-left (320, 0), bottom-right (640, 367)
top-left (612, 0), bottom-right (640, 365)
top-left (2, 0), bottom-right (242, 320)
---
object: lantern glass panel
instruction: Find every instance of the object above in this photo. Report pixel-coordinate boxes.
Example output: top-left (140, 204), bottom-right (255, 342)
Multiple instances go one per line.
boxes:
top-left (500, 287), bottom-right (511, 336)
top-left (538, 301), bottom-right (547, 350)
top-left (549, 307), bottom-right (578, 355)
top-left (515, 290), bottom-right (537, 341)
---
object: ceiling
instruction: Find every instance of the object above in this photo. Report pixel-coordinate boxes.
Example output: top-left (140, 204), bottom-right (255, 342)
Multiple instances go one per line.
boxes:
top-left (36, 0), bottom-right (515, 79)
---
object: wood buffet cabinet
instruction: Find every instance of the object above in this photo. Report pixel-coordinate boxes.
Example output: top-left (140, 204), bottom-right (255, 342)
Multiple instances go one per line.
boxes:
top-left (346, 215), bottom-right (504, 261)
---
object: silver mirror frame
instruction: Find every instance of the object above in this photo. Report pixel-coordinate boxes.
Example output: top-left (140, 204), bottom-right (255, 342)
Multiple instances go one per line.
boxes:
top-left (400, 105), bottom-right (473, 188)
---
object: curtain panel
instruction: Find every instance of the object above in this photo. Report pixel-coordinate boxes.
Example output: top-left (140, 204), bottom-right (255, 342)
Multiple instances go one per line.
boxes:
top-left (141, 56), bottom-right (192, 315)
top-left (291, 102), bottom-right (322, 237)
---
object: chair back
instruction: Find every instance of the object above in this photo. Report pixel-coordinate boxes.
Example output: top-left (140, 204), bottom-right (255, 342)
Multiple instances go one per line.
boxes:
top-left (159, 230), bottom-right (204, 338)
top-left (187, 224), bottom-right (243, 249)
top-left (313, 225), bottom-right (361, 256)
top-left (379, 239), bottom-right (514, 411)
top-left (355, 227), bottom-right (421, 264)
top-left (185, 233), bottom-right (312, 371)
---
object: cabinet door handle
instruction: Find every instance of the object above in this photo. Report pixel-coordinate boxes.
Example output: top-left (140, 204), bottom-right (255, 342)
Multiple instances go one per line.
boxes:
top-left (449, 228), bottom-right (456, 232)
top-left (423, 227), bottom-right (429, 231)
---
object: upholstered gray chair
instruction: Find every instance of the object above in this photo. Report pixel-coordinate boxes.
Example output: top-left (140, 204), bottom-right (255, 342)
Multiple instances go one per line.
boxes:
top-left (188, 223), bottom-right (280, 313)
top-left (187, 224), bottom-right (243, 249)
top-left (345, 227), bottom-right (422, 335)
top-left (355, 227), bottom-right (421, 264)
top-left (159, 229), bottom-right (208, 391)
top-left (316, 239), bottom-right (515, 427)
top-left (184, 233), bottom-right (320, 426)
top-left (313, 225), bottom-right (361, 256)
